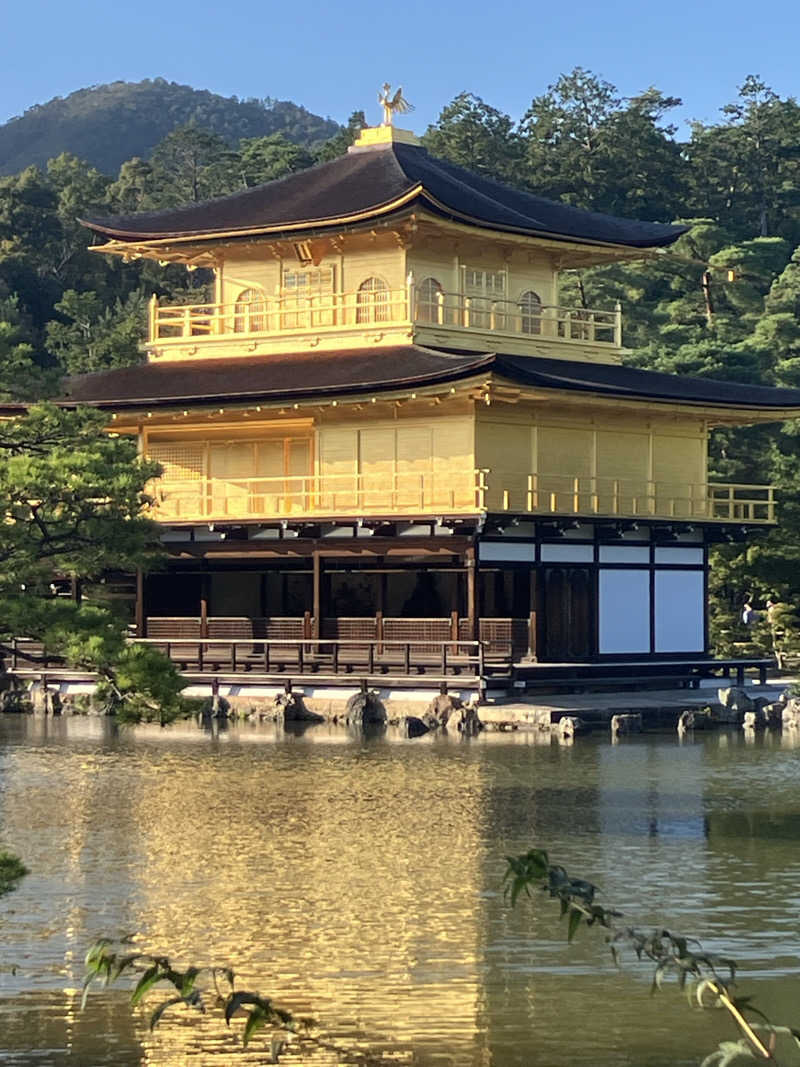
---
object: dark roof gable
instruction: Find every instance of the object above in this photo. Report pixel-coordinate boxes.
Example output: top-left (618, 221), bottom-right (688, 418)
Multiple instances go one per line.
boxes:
top-left (82, 142), bottom-right (686, 249)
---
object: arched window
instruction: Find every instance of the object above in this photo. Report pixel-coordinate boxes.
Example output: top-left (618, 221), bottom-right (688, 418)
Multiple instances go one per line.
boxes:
top-left (518, 290), bottom-right (543, 335)
top-left (416, 277), bottom-right (444, 324)
top-left (234, 288), bottom-right (267, 332)
top-left (356, 276), bottom-right (389, 323)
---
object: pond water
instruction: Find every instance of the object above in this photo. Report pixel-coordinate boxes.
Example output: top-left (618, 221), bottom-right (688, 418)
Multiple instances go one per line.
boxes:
top-left (1, 715), bottom-right (800, 1066)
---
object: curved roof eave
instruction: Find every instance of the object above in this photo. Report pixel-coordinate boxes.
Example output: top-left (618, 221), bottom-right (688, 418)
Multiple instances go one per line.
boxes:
top-left (82, 190), bottom-right (687, 250)
top-left (80, 186), bottom-right (425, 243)
top-left (80, 142), bottom-right (687, 251)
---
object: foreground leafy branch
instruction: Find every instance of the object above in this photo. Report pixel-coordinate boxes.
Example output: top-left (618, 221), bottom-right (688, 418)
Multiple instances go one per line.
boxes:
top-left (0, 851), bottom-right (27, 898)
top-left (83, 939), bottom-right (387, 1063)
top-left (505, 849), bottom-right (800, 1065)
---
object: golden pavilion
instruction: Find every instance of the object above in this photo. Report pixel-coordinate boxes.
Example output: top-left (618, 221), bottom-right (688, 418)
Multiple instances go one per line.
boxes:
top-left (68, 102), bottom-right (800, 690)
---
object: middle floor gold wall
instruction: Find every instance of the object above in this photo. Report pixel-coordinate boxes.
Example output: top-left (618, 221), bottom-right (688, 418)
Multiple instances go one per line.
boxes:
top-left (142, 398), bottom-right (710, 518)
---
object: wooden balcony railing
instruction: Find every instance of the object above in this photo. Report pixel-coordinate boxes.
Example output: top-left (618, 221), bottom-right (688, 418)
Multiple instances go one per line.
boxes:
top-left (148, 288), bottom-right (622, 348)
top-left (149, 289), bottom-right (409, 341)
top-left (149, 469), bottom-right (776, 524)
top-left (485, 473), bottom-right (776, 524)
top-left (413, 291), bottom-right (621, 347)
top-left (151, 470), bottom-right (484, 520)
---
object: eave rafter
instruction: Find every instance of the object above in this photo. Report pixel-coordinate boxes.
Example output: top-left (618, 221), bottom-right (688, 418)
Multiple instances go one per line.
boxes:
top-left (88, 213), bottom-right (421, 267)
top-left (102, 376), bottom-right (483, 431)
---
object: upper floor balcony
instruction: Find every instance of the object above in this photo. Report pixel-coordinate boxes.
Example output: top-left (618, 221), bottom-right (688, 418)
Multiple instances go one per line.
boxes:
top-left (146, 286), bottom-right (623, 362)
top-left (149, 469), bottom-right (776, 526)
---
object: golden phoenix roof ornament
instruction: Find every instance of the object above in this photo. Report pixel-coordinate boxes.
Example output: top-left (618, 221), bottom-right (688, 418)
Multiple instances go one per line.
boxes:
top-left (378, 83), bottom-right (414, 126)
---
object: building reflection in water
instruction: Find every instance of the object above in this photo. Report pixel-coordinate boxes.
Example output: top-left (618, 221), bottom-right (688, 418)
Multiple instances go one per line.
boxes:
top-left (2, 718), bottom-right (800, 1066)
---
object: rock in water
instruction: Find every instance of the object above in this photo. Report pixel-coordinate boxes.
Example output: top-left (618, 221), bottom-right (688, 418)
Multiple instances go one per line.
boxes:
top-left (459, 705), bottom-right (482, 736)
top-left (275, 692), bottom-right (324, 723)
top-left (425, 692), bottom-right (462, 728)
top-left (557, 715), bottom-right (585, 739)
top-left (345, 690), bottom-right (387, 726)
top-left (782, 699), bottom-right (800, 728)
top-left (678, 707), bottom-right (715, 733)
top-left (29, 681), bottom-right (61, 716)
top-left (400, 715), bottom-right (430, 739)
top-left (717, 687), bottom-right (755, 716)
top-left (610, 713), bottom-right (643, 736)
top-left (743, 709), bottom-right (767, 730)
top-left (762, 702), bottom-right (784, 726)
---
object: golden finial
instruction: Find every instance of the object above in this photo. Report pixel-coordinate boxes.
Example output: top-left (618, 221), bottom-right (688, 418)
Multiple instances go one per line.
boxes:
top-left (378, 83), bottom-right (414, 127)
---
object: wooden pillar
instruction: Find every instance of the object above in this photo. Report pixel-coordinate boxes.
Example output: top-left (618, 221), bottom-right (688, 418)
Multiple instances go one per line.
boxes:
top-left (135, 568), bottom-right (145, 638)
top-left (200, 574), bottom-right (209, 639)
top-left (375, 562), bottom-right (385, 650)
top-left (465, 545), bottom-right (478, 641)
top-left (528, 569), bottom-right (537, 661)
top-left (70, 576), bottom-right (82, 605)
top-left (312, 550), bottom-right (321, 640)
top-left (375, 563), bottom-right (385, 616)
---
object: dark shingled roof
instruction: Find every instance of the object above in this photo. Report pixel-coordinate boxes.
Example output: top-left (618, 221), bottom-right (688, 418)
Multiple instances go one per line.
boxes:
top-left (63, 346), bottom-right (800, 413)
top-left (82, 142), bottom-right (686, 249)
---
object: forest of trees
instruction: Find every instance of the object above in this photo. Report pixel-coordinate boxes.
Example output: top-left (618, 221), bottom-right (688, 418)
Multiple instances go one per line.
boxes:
top-left (2, 68), bottom-right (800, 647)
top-left (0, 79), bottom-right (340, 176)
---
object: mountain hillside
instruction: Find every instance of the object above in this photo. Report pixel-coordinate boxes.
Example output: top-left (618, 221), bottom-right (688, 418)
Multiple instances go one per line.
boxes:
top-left (0, 79), bottom-right (341, 175)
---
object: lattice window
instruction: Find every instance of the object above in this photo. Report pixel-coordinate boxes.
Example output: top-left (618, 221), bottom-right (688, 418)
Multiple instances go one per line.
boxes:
top-left (416, 277), bottom-right (443, 323)
top-left (463, 267), bottom-right (506, 328)
top-left (464, 268), bottom-right (506, 296)
top-left (518, 290), bottom-right (543, 335)
top-left (233, 288), bottom-right (267, 333)
top-left (147, 443), bottom-right (205, 482)
top-left (281, 268), bottom-right (335, 328)
top-left (356, 276), bottom-right (389, 323)
top-left (282, 267), bottom-right (334, 293)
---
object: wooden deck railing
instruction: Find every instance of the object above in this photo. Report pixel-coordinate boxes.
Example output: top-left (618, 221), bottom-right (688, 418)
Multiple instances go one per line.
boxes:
top-left (4, 636), bottom-right (509, 684)
top-left (149, 469), bottom-right (776, 524)
top-left (148, 289), bottom-right (622, 349)
top-left (413, 291), bottom-right (621, 347)
top-left (151, 470), bottom-right (484, 520)
top-left (485, 473), bottom-right (776, 524)
top-left (149, 288), bottom-right (409, 341)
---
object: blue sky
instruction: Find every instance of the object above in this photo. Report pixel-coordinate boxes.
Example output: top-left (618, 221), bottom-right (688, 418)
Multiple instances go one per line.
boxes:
top-left (2, 0), bottom-right (799, 134)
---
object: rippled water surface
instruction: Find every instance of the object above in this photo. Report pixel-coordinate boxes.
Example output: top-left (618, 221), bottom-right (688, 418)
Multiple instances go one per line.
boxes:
top-left (1, 716), bottom-right (800, 1066)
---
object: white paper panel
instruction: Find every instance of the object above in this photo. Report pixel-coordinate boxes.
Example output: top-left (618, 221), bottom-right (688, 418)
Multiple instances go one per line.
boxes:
top-left (540, 544), bottom-right (594, 563)
top-left (599, 546), bottom-right (650, 564)
top-left (599, 569), bottom-right (650, 653)
top-left (479, 541), bottom-right (536, 562)
top-left (655, 570), bottom-right (705, 652)
top-left (655, 547), bottom-right (704, 565)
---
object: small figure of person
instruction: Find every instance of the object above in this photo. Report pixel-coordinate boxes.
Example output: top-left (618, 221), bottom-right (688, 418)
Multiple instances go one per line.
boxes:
top-left (742, 600), bottom-right (758, 626)
top-left (766, 598), bottom-right (780, 626)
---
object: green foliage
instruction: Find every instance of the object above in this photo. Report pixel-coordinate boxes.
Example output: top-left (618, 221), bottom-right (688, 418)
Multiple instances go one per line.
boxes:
top-left (46, 289), bottom-right (146, 374)
top-left (0, 403), bottom-right (160, 591)
top-left (147, 125), bottom-right (240, 207)
top-left (313, 110), bottom-right (367, 164)
top-left (98, 644), bottom-right (194, 724)
top-left (521, 69), bottom-right (687, 218)
top-left (0, 851), bottom-right (27, 897)
top-left (504, 849), bottom-right (789, 1064)
top-left (0, 295), bottom-right (46, 398)
top-left (0, 79), bottom-right (340, 177)
top-left (81, 939), bottom-right (351, 1062)
top-left (238, 134), bottom-right (314, 187)
top-left (423, 93), bottom-right (522, 180)
top-left (686, 76), bottom-right (800, 243)
top-left (0, 598), bottom-right (125, 667)
top-left (0, 402), bottom-right (185, 716)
